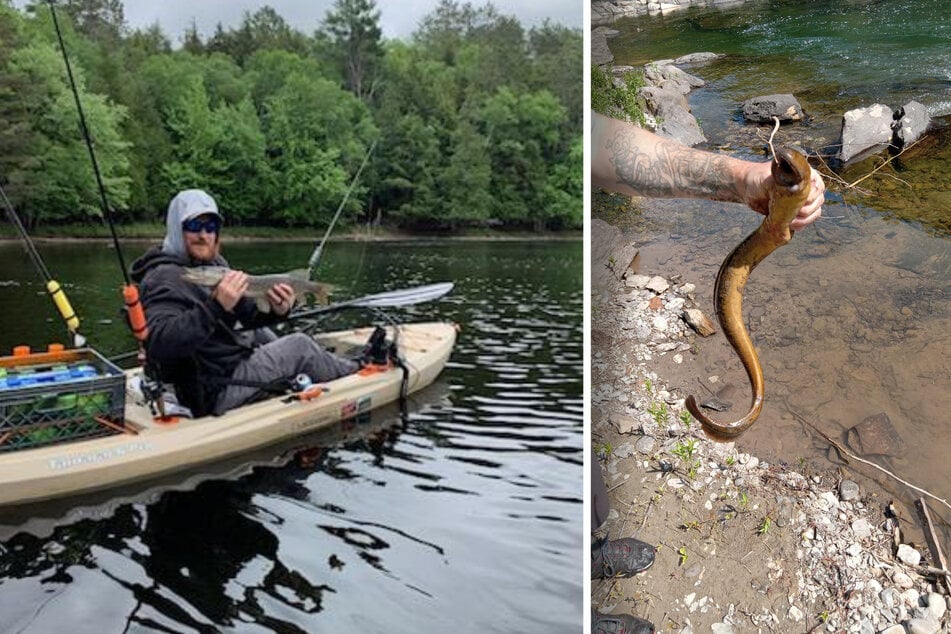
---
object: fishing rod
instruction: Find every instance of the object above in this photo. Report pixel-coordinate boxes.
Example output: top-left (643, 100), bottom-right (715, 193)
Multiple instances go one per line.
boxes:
top-left (306, 139), bottom-right (378, 279)
top-left (0, 183), bottom-right (85, 346)
top-left (46, 0), bottom-right (148, 347)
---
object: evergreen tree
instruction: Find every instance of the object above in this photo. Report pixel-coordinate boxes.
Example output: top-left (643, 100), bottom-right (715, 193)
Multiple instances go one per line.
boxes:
top-left (321, 0), bottom-right (384, 103)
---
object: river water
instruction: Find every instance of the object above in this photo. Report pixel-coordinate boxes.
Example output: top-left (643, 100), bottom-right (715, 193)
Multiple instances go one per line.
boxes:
top-left (598, 0), bottom-right (950, 541)
top-left (0, 239), bottom-right (583, 632)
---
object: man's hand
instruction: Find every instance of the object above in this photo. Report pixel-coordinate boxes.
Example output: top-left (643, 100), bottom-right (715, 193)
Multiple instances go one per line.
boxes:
top-left (267, 283), bottom-right (296, 316)
top-left (744, 162), bottom-right (826, 230)
top-left (213, 270), bottom-right (248, 313)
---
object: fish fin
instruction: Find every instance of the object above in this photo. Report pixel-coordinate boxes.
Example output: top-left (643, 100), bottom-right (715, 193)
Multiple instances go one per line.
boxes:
top-left (308, 283), bottom-right (334, 305)
top-left (255, 296), bottom-right (272, 313)
top-left (285, 269), bottom-right (310, 280)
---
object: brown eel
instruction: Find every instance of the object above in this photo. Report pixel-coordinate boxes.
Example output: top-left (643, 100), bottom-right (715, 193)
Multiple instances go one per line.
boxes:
top-left (685, 147), bottom-right (812, 438)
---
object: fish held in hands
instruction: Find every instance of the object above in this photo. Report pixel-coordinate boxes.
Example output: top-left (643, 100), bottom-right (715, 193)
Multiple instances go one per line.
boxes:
top-left (685, 147), bottom-right (812, 438)
top-left (182, 267), bottom-right (332, 312)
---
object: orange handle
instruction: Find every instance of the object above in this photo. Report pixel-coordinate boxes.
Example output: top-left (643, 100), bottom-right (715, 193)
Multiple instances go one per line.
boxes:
top-left (123, 285), bottom-right (148, 341)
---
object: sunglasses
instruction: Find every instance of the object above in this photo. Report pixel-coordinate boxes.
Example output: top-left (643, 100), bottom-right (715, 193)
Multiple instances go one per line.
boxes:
top-left (182, 216), bottom-right (221, 234)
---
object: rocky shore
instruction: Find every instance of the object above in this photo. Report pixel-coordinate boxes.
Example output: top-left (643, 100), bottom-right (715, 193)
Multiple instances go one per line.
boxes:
top-left (591, 221), bottom-right (950, 634)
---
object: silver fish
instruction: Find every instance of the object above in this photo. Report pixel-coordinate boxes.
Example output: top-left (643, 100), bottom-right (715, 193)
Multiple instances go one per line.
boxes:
top-left (182, 266), bottom-right (332, 313)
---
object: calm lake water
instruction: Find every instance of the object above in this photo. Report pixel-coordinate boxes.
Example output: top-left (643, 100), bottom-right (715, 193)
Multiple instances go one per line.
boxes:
top-left (0, 239), bottom-right (583, 632)
top-left (598, 0), bottom-right (951, 541)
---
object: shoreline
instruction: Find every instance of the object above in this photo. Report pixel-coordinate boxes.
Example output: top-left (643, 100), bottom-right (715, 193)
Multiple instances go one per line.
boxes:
top-left (0, 231), bottom-right (582, 245)
top-left (591, 229), bottom-right (950, 633)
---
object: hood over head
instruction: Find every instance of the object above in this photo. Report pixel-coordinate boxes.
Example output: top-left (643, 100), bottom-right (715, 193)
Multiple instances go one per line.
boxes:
top-left (161, 189), bottom-right (222, 259)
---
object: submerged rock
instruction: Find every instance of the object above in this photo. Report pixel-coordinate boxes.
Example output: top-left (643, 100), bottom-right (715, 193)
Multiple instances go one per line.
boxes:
top-left (846, 411), bottom-right (905, 458)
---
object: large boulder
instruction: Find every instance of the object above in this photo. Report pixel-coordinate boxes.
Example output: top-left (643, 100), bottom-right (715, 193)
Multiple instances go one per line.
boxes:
top-left (838, 103), bottom-right (894, 164)
top-left (892, 100), bottom-right (930, 148)
top-left (639, 85), bottom-right (707, 146)
top-left (591, 219), bottom-right (639, 293)
top-left (643, 63), bottom-right (706, 93)
top-left (742, 94), bottom-right (804, 123)
top-left (592, 27), bottom-right (615, 66)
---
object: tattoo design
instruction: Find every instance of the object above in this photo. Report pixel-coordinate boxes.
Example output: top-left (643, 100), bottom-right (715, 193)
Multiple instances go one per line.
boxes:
top-left (605, 131), bottom-right (741, 202)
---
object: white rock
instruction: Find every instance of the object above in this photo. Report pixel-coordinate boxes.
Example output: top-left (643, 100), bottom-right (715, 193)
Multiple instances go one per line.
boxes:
top-left (901, 588), bottom-right (920, 607)
top-left (684, 592), bottom-right (696, 607)
top-left (846, 542), bottom-right (863, 557)
top-left (851, 518), bottom-right (872, 539)
top-left (646, 276), bottom-right (669, 293)
top-left (897, 544), bottom-right (922, 566)
top-left (787, 605), bottom-right (804, 622)
top-left (879, 627), bottom-right (905, 634)
top-left (906, 616), bottom-right (941, 634)
top-left (925, 592), bottom-right (947, 620)
top-left (652, 316), bottom-right (669, 331)
top-left (627, 274), bottom-right (650, 288)
top-left (892, 570), bottom-right (915, 589)
top-left (710, 624), bottom-right (734, 634)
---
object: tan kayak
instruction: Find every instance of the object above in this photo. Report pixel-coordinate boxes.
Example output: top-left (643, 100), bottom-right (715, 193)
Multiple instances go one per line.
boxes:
top-left (0, 322), bottom-right (456, 507)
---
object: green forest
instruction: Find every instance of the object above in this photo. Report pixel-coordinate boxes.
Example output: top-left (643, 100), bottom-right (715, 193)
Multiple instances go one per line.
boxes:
top-left (0, 0), bottom-right (581, 233)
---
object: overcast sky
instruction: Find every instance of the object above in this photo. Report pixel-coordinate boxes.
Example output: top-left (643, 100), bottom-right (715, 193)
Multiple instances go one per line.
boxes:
top-left (23, 1), bottom-right (581, 42)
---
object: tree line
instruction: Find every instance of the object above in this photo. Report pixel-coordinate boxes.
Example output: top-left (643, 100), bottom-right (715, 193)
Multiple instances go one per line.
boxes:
top-left (0, 0), bottom-right (581, 232)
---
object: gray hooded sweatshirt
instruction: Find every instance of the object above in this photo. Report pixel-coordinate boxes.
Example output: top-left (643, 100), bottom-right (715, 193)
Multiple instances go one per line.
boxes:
top-left (161, 189), bottom-right (221, 258)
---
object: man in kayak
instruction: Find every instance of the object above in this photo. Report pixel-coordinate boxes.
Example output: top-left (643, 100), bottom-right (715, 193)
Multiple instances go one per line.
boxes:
top-left (589, 113), bottom-right (826, 634)
top-left (130, 189), bottom-right (361, 417)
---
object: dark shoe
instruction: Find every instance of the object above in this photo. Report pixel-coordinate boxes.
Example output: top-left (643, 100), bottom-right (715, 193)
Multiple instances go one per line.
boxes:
top-left (592, 536), bottom-right (655, 579)
top-left (359, 326), bottom-right (390, 366)
top-left (592, 610), bottom-right (655, 634)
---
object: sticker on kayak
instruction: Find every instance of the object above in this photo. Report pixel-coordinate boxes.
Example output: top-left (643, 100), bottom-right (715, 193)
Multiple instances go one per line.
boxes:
top-left (341, 396), bottom-right (372, 419)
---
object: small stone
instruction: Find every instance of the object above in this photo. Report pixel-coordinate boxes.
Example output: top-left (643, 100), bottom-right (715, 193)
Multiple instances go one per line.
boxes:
top-left (710, 624), bottom-right (735, 634)
top-left (649, 296), bottom-right (663, 311)
top-left (683, 308), bottom-right (715, 337)
top-left (846, 542), bottom-right (862, 557)
top-left (897, 544), bottom-right (922, 566)
top-left (635, 436), bottom-right (656, 454)
top-left (667, 297), bottom-right (685, 312)
top-left (892, 570), bottom-right (914, 589)
top-left (673, 354), bottom-right (683, 364)
top-left (652, 315), bottom-right (669, 331)
top-left (646, 276), bottom-right (669, 293)
top-left (627, 274), bottom-right (650, 289)
top-left (680, 283), bottom-right (696, 295)
top-left (851, 518), bottom-right (872, 540)
top-left (880, 626), bottom-right (906, 634)
top-left (901, 588), bottom-right (920, 607)
top-left (839, 479), bottom-right (860, 501)
top-left (610, 413), bottom-right (639, 434)
top-left (881, 587), bottom-right (900, 608)
top-left (787, 605), bottom-right (804, 622)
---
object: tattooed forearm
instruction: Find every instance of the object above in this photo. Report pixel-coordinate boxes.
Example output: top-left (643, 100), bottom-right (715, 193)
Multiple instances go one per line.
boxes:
top-left (605, 131), bottom-right (742, 202)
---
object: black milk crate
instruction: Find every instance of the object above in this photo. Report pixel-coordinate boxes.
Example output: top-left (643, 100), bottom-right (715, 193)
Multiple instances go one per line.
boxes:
top-left (0, 348), bottom-right (126, 452)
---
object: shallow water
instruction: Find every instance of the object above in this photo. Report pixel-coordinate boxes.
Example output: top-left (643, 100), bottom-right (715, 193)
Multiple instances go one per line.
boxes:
top-left (607, 0), bottom-right (951, 234)
top-left (0, 240), bottom-right (583, 632)
top-left (597, 0), bottom-right (951, 542)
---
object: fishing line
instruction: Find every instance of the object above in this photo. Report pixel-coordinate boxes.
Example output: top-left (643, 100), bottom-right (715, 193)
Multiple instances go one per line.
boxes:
top-left (47, 0), bottom-right (130, 286)
top-left (0, 182), bottom-right (83, 342)
top-left (306, 139), bottom-right (378, 279)
top-left (47, 0), bottom-right (148, 347)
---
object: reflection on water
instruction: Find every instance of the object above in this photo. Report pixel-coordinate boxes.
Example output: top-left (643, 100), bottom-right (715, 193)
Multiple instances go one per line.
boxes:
top-left (0, 240), bottom-right (583, 633)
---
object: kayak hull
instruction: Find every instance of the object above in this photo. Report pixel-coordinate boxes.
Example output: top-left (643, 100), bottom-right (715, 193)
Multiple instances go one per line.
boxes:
top-left (0, 322), bottom-right (456, 507)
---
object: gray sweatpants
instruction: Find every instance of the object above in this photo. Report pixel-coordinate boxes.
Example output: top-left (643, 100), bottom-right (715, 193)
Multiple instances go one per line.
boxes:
top-left (214, 332), bottom-right (359, 415)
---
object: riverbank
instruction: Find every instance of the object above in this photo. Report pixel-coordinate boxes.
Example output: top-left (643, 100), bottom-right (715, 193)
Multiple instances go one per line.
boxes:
top-left (591, 218), bottom-right (950, 633)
